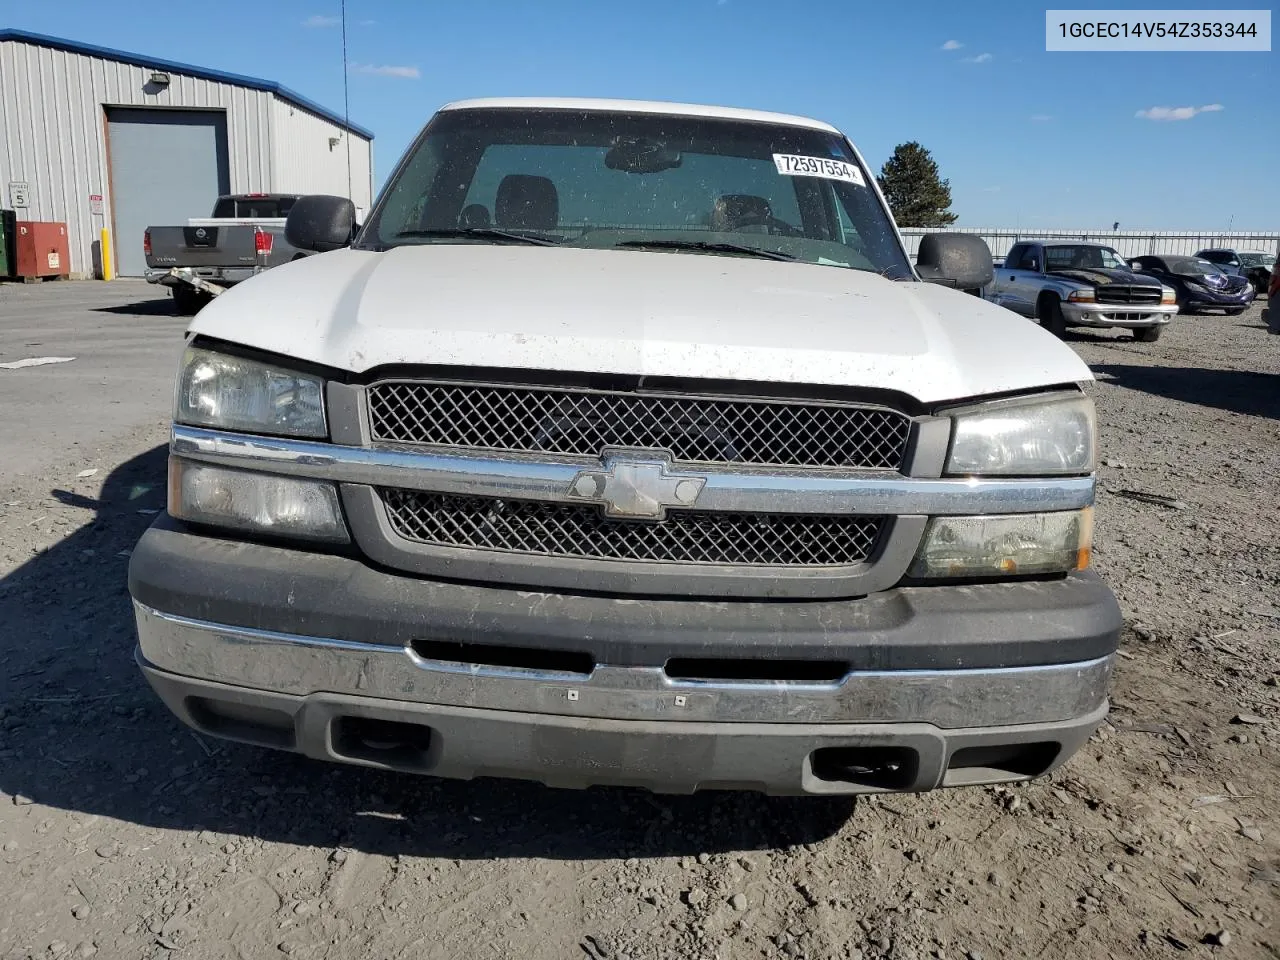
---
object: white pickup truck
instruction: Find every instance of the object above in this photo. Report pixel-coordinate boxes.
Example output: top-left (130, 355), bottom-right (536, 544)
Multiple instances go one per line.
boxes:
top-left (129, 98), bottom-right (1119, 796)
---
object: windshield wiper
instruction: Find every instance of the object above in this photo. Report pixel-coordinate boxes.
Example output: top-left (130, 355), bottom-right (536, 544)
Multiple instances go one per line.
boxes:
top-left (612, 239), bottom-right (797, 262)
top-left (393, 228), bottom-right (561, 246)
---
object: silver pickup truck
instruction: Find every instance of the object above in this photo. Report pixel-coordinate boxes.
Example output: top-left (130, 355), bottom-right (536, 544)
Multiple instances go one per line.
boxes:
top-left (986, 240), bottom-right (1178, 342)
top-left (144, 193), bottom-right (308, 314)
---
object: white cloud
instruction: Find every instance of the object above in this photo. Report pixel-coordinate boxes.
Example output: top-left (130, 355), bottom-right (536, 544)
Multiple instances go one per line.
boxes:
top-left (941, 39), bottom-right (963, 50)
top-left (303, 14), bottom-right (340, 27)
top-left (1135, 103), bottom-right (1224, 121)
top-left (351, 63), bottom-right (420, 79)
top-left (1030, 114), bottom-right (1053, 122)
top-left (963, 52), bottom-right (992, 63)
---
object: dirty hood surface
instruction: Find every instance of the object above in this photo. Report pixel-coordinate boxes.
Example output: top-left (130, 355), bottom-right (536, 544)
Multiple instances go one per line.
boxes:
top-left (190, 244), bottom-right (1092, 405)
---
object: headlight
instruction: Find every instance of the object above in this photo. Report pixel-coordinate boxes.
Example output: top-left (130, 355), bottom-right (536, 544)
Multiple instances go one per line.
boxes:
top-left (909, 509), bottom-right (1092, 579)
top-left (946, 393), bottom-right (1095, 476)
top-left (169, 459), bottom-right (349, 542)
top-left (175, 347), bottom-right (327, 438)
top-left (1161, 287), bottom-right (1176, 304)
top-left (1066, 289), bottom-right (1095, 303)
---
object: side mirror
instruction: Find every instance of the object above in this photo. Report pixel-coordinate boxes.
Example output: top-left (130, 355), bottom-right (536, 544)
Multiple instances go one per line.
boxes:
top-left (285, 195), bottom-right (357, 253)
top-left (916, 233), bottom-right (994, 290)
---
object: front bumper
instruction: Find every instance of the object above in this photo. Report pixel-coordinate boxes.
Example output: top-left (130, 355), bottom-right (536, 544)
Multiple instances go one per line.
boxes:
top-left (1061, 301), bottom-right (1177, 328)
top-left (129, 520), bottom-right (1120, 795)
top-left (1181, 288), bottom-right (1256, 310)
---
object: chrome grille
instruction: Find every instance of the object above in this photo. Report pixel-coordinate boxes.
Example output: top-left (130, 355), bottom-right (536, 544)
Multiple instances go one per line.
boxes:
top-left (1096, 285), bottom-right (1162, 305)
top-left (381, 489), bottom-right (882, 567)
top-left (367, 381), bottom-right (911, 470)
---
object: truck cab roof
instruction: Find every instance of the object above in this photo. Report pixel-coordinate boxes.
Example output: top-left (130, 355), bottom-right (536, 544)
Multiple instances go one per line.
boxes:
top-left (437, 97), bottom-right (841, 133)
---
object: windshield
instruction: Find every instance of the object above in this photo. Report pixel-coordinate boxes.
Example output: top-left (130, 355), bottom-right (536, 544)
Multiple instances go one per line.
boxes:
top-left (212, 197), bottom-right (296, 219)
top-left (1239, 252), bottom-right (1275, 268)
top-left (1171, 258), bottom-right (1226, 277)
top-left (1043, 245), bottom-right (1129, 271)
top-left (359, 108), bottom-right (913, 278)
top-left (1197, 250), bottom-right (1233, 263)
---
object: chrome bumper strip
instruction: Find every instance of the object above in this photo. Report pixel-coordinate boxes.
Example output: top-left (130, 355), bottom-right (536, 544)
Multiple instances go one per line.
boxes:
top-left (170, 425), bottom-right (1095, 516)
top-left (135, 601), bottom-right (1113, 728)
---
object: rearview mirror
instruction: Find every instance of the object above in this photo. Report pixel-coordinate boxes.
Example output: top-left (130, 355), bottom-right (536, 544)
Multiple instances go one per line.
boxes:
top-left (285, 195), bottom-right (357, 253)
top-left (915, 234), bottom-right (994, 290)
top-left (605, 137), bottom-right (683, 174)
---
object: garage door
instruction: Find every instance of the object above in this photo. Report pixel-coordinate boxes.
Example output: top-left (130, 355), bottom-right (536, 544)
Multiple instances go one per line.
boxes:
top-left (107, 108), bottom-right (230, 276)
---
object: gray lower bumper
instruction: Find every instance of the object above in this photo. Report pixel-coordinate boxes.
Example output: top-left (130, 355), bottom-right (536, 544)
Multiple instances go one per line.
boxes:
top-left (1062, 302), bottom-right (1177, 328)
top-left (133, 600), bottom-right (1112, 795)
top-left (138, 651), bottom-right (1108, 796)
top-left (129, 522), bottom-right (1118, 794)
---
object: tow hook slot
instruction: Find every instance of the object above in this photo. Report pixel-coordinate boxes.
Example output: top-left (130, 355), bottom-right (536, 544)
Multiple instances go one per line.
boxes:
top-left (333, 716), bottom-right (434, 770)
top-left (810, 746), bottom-right (919, 790)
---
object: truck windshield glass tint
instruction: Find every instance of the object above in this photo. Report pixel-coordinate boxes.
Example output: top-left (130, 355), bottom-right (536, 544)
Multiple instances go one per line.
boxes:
top-left (360, 109), bottom-right (912, 278)
top-left (1045, 246), bottom-right (1127, 270)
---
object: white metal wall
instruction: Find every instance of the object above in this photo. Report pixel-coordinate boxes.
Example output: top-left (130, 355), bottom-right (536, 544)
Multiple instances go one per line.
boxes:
top-left (899, 227), bottom-right (1280, 260)
top-left (271, 99), bottom-right (373, 220)
top-left (0, 38), bottom-right (274, 278)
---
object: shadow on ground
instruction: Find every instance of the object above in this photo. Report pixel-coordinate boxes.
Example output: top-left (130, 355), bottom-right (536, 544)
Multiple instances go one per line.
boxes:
top-left (92, 297), bottom-right (178, 317)
top-left (1091, 364), bottom-right (1280, 420)
top-left (0, 447), bottom-right (853, 860)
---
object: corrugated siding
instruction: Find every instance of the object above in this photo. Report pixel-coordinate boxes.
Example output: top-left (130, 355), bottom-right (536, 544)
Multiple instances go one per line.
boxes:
top-left (899, 227), bottom-right (1280, 260)
top-left (0, 38), bottom-right (272, 277)
top-left (270, 98), bottom-right (373, 219)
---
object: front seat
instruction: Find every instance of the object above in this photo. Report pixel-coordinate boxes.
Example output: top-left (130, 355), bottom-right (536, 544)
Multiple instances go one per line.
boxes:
top-left (495, 175), bottom-right (559, 231)
top-left (459, 204), bottom-right (491, 229)
top-left (710, 194), bottom-right (772, 233)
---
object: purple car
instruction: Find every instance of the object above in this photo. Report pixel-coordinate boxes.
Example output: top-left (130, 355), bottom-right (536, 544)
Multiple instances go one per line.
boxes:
top-left (1129, 254), bottom-right (1256, 315)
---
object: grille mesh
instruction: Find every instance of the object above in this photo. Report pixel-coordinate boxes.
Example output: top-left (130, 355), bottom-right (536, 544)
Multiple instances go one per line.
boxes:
top-left (381, 489), bottom-right (882, 567)
top-left (1096, 285), bottom-right (1162, 305)
top-left (367, 382), bottom-right (911, 470)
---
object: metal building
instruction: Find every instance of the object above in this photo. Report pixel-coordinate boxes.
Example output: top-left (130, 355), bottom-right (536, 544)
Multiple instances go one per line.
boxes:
top-left (0, 29), bottom-right (374, 278)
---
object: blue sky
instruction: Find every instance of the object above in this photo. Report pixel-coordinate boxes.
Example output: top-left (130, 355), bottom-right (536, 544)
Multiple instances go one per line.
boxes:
top-left (7, 1), bottom-right (1276, 229)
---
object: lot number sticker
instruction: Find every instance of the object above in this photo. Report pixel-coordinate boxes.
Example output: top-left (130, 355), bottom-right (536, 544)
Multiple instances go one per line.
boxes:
top-left (773, 154), bottom-right (865, 186)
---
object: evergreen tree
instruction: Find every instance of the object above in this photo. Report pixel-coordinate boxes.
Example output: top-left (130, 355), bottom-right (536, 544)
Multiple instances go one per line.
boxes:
top-left (876, 142), bottom-right (959, 227)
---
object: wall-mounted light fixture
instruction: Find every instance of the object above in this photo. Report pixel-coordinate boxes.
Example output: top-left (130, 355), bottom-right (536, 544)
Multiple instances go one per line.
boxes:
top-left (149, 72), bottom-right (171, 87)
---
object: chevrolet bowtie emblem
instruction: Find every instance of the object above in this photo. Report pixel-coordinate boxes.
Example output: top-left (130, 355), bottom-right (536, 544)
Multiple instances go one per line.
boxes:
top-left (567, 454), bottom-right (707, 520)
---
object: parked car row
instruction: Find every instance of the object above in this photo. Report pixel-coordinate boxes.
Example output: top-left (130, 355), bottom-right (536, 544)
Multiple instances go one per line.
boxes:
top-left (1194, 247), bottom-right (1276, 295)
top-left (982, 239), bottom-right (1266, 342)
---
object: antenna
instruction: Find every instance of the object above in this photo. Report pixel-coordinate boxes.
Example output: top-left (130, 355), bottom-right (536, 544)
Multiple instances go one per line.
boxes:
top-left (341, 0), bottom-right (353, 203)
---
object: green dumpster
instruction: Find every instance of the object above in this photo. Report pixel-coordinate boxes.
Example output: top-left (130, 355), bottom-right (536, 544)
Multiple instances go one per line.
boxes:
top-left (0, 209), bottom-right (15, 278)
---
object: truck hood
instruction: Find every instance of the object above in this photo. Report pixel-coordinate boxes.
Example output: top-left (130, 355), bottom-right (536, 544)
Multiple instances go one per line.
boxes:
top-left (190, 245), bottom-right (1092, 405)
top-left (1047, 266), bottom-right (1161, 288)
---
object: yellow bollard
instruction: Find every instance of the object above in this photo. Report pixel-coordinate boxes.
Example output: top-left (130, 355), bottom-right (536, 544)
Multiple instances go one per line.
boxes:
top-left (100, 228), bottom-right (113, 281)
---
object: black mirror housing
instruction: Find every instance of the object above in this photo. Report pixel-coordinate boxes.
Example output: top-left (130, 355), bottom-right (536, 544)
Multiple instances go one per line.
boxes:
top-left (915, 233), bottom-right (995, 290)
top-left (285, 195), bottom-right (357, 253)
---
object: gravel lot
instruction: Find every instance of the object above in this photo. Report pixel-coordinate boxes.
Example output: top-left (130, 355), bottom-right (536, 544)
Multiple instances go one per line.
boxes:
top-left (0, 282), bottom-right (1277, 960)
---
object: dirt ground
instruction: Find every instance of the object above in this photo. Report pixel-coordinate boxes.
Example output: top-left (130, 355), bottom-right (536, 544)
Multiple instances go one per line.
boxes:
top-left (0, 290), bottom-right (1277, 960)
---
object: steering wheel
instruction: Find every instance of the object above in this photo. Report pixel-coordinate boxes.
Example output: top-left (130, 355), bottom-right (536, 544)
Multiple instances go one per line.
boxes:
top-left (728, 215), bottom-right (804, 238)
